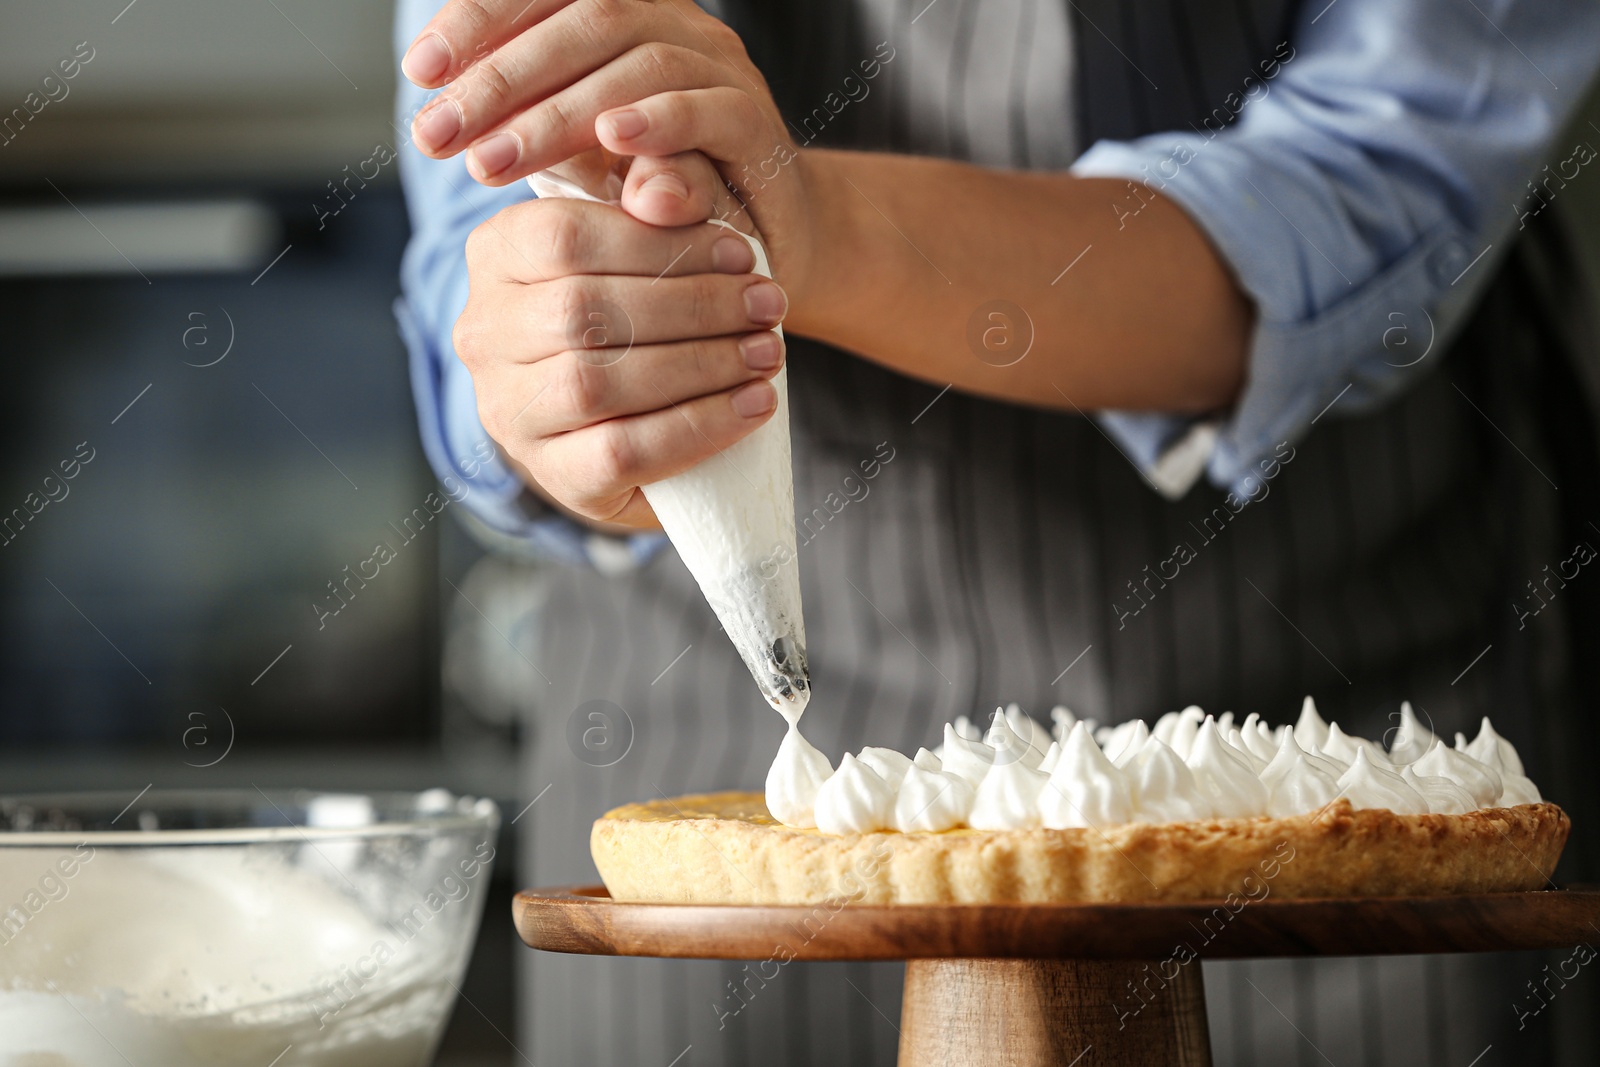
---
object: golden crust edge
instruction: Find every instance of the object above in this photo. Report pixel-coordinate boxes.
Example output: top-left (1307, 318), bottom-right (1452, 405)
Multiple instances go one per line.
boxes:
top-left (590, 791), bottom-right (1570, 905)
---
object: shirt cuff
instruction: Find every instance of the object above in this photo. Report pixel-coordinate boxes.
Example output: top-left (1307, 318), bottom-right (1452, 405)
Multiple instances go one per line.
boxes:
top-left (1074, 138), bottom-right (1487, 500)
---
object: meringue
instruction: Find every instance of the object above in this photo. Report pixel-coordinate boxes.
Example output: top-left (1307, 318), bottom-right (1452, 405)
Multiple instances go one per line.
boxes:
top-left (985, 708), bottom-right (1044, 769)
top-left (1040, 723), bottom-right (1133, 830)
top-left (1006, 702), bottom-right (1054, 756)
top-left (938, 723), bottom-right (996, 786)
top-left (1498, 772), bottom-right (1543, 806)
top-left (813, 754), bottom-right (894, 834)
top-left (1225, 727), bottom-right (1270, 774)
top-left (1125, 737), bottom-right (1212, 823)
top-left (1154, 706), bottom-right (1206, 761)
top-left (1187, 720), bottom-right (1268, 818)
top-left (968, 758), bottom-right (1050, 830)
top-left (1461, 717), bottom-right (1526, 777)
top-left (1411, 739), bottom-right (1501, 808)
top-left (1322, 723), bottom-right (1391, 767)
top-left (765, 723), bottom-right (833, 828)
top-left (894, 764), bottom-right (975, 832)
top-left (1293, 696), bottom-right (1330, 751)
top-left (1238, 713), bottom-right (1278, 763)
top-left (1104, 720), bottom-right (1150, 768)
top-left (1260, 729), bottom-right (1345, 790)
top-left (1037, 740), bottom-right (1062, 775)
top-left (1386, 701), bottom-right (1437, 765)
top-left (1401, 766), bottom-right (1477, 815)
top-left (1336, 749), bottom-right (1429, 815)
top-left (856, 746), bottom-right (913, 789)
top-left (1266, 753), bottom-right (1343, 818)
top-left (765, 699), bottom-right (1548, 833)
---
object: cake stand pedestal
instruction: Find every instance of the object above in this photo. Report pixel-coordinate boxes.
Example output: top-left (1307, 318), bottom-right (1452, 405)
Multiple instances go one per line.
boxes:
top-left (514, 885), bottom-right (1600, 1066)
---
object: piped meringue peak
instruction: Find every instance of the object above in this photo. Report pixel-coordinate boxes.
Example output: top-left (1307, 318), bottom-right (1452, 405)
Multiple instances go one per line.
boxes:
top-left (766, 698), bottom-right (1546, 834)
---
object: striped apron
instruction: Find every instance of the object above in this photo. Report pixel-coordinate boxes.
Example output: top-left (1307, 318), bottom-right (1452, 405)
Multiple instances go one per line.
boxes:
top-left (512, 0), bottom-right (1600, 1062)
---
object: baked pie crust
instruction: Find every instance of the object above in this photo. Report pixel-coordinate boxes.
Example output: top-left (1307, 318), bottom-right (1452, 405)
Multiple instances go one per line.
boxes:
top-left (591, 791), bottom-right (1569, 905)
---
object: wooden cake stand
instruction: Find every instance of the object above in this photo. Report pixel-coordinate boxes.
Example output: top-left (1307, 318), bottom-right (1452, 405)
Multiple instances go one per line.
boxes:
top-left (515, 885), bottom-right (1600, 1066)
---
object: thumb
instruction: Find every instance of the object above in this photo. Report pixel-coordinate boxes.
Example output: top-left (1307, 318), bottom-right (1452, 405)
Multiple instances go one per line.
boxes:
top-left (620, 151), bottom-right (754, 235)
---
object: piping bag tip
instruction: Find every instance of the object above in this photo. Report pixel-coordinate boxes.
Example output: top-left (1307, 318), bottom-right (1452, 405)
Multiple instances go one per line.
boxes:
top-left (760, 633), bottom-right (811, 720)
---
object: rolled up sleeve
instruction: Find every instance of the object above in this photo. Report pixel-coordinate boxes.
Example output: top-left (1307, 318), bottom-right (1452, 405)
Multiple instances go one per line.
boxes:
top-left (1074, 0), bottom-right (1600, 498)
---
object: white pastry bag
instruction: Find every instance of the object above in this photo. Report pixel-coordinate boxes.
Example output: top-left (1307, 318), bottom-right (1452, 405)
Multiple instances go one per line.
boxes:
top-left (527, 156), bottom-right (810, 716)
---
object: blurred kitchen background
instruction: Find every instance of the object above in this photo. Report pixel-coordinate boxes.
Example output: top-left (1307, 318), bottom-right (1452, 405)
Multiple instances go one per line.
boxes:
top-left (0, 3), bottom-right (536, 1063)
top-left (3, 2), bottom-right (1600, 1064)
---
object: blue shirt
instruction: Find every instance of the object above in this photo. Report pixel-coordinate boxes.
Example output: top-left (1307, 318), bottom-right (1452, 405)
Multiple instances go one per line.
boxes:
top-left (393, 0), bottom-right (1600, 565)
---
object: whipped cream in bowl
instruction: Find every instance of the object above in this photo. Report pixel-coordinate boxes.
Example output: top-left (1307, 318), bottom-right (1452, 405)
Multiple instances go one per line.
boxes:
top-left (764, 698), bottom-right (1548, 835)
top-left (0, 789), bottom-right (498, 1067)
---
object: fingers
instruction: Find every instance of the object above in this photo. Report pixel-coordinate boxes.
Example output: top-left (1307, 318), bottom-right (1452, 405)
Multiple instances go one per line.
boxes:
top-left (621, 151), bottom-right (753, 230)
top-left (618, 152), bottom-right (719, 227)
top-left (486, 271), bottom-right (788, 356)
top-left (412, 7), bottom-right (714, 164)
top-left (518, 332), bottom-right (785, 435)
top-left (447, 44), bottom-right (734, 181)
top-left (597, 86), bottom-right (781, 175)
top-left (401, 0), bottom-right (577, 88)
top-left (533, 379), bottom-right (779, 515)
top-left (465, 198), bottom-right (754, 284)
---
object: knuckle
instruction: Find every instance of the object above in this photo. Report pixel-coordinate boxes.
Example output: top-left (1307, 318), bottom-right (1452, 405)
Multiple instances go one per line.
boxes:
top-left (454, 0), bottom-right (497, 34)
top-left (476, 400), bottom-right (507, 445)
top-left (470, 55), bottom-right (516, 111)
top-left (692, 336), bottom-right (729, 382)
top-left (704, 19), bottom-right (745, 56)
top-left (591, 423), bottom-right (638, 486)
top-left (553, 276), bottom-right (599, 331)
top-left (539, 204), bottom-right (587, 274)
top-left (633, 40), bottom-right (681, 82)
top-left (463, 220), bottom-right (494, 267)
top-left (733, 90), bottom-right (767, 129)
top-left (690, 275), bottom-right (728, 333)
top-left (584, 0), bottom-right (630, 30)
top-left (553, 355), bottom-right (611, 421)
top-left (538, 91), bottom-right (583, 145)
top-left (451, 308), bottom-right (484, 368)
top-left (658, 90), bottom-right (696, 131)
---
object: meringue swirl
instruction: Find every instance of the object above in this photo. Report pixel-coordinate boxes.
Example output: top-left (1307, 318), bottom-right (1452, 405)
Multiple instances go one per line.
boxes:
top-left (766, 698), bottom-right (1546, 834)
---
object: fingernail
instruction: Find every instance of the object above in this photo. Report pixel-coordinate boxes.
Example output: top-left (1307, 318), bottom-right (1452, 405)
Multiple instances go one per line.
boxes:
top-left (712, 235), bottom-right (754, 273)
top-left (414, 97), bottom-right (462, 152)
top-left (731, 381), bottom-right (776, 418)
top-left (743, 281), bottom-right (787, 326)
top-left (603, 108), bottom-right (649, 141)
top-left (469, 132), bottom-right (521, 179)
top-left (740, 331), bottom-right (784, 371)
top-left (402, 34), bottom-right (452, 84)
top-left (641, 173), bottom-right (688, 202)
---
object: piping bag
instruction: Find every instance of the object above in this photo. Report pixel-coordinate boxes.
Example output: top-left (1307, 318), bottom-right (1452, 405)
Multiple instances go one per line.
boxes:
top-left (528, 154), bottom-right (811, 718)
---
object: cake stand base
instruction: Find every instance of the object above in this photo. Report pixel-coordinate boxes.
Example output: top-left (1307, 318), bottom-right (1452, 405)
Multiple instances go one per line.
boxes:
top-left (900, 958), bottom-right (1210, 1067)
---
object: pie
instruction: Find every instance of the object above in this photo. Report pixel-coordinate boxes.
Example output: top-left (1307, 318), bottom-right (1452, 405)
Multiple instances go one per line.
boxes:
top-left (590, 791), bottom-right (1568, 905)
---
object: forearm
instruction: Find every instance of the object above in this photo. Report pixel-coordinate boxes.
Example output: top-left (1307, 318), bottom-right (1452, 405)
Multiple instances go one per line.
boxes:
top-left (788, 149), bottom-right (1253, 414)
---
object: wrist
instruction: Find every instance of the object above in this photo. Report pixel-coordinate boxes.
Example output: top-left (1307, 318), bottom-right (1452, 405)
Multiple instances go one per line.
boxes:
top-left (782, 149), bottom-right (859, 339)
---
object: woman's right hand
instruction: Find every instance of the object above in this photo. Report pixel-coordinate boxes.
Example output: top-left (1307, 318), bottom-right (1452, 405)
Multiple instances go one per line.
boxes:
top-left (455, 194), bottom-right (788, 529)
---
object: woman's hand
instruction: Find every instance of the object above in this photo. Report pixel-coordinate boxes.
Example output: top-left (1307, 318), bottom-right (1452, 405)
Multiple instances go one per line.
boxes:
top-left (406, 1), bottom-right (1249, 436)
top-left (455, 195), bottom-right (788, 529)
top-left (402, 0), bottom-right (821, 308)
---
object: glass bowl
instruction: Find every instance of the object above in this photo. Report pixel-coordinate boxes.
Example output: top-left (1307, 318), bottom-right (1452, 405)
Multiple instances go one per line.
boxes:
top-left (0, 788), bottom-right (500, 1066)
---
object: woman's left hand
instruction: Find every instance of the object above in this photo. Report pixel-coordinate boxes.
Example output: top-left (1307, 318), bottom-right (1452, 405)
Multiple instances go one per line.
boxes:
top-left (402, 0), bottom-right (823, 304)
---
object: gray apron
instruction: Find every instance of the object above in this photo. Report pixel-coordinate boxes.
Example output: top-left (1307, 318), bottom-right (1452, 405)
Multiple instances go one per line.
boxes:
top-left (514, 0), bottom-right (1600, 1062)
